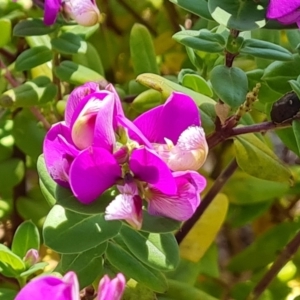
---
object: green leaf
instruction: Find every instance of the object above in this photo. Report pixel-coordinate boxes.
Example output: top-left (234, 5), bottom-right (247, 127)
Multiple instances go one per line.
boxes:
top-left (0, 19), bottom-right (12, 47)
top-left (37, 155), bottom-right (56, 206)
top-left (160, 279), bottom-right (218, 300)
top-left (43, 205), bottom-right (121, 253)
top-left (182, 74), bottom-right (213, 96)
top-left (292, 121), bottom-right (300, 156)
top-left (0, 288), bottom-right (18, 300)
top-left (51, 32), bottom-right (87, 55)
top-left (276, 127), bottom-right (300, 157)
top-left (0, 244), bottom-right (26, 277)
top-left (131, 89), bottom-right (163, 113)
top-left (169, 0), bottom-right (213, 20)
top-left (60, 243), bottom-right (106, 288)
top-left (13, 19), bottom-right (57, 36)
top-left (262, 55), bottom-right (300, 94)
top-left (173, 29), bottom-right (226, 53)
top-left (12, 109), bottom-right (46, 160)
top-left (228, 221), bottom-right (300, 272)
top-left (141, 211), bottom-right (181, 233)
top-left (106, 242), bottom-right (168, 293)
top-left (15, 46), bottom-right (52, 72)
top-left (11, 221), bottom-right (40, 258)
top-left (208, 0), bottom-right (266, 31)
top-left (55, 61), bottom-right (104, 85)
top-left (227, 202), bottom-right (272, 228)
top-left (120, 226), bottom-right (179, 271)
top-left (56, 185), bottom-right (115, 215)
top-left (180, 194), bottom-right (228, 263)
top-left (0, 158), bottom-right (24, 190)
top-left (72, 42), bottom-right (104, 75)
top-left (20, 262), bottom-right (48, 278)
top-left (210, 65), bottom-right (248, 108)
top-left (286, 29), bottom-right (300, 49)
top-left (0, 76), bottom-right (57, 108)
top-left (16, 194), bottom-right (50, 228)
top-left (234, 133), bottom-right (293, 183)
top-left (60, 24), bottom-right (99, 40)
top-left (136, 73), bottom-right (215, 107)
top-left (130, 24), bottom-right (159, 76)
top-left (240, 39), bottom-right (292, 61)
top-left (222, 171), bottom-right (289, 205)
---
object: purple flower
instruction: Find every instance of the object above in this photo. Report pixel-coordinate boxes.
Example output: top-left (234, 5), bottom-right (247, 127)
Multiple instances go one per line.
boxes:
top-left (44, 83), bottom-right (176, 205)
top-left (44, 83), bottom-right (123, 204)
top-left (15, 271), bottom-right (79, 300)
top-left (44, 0), bottom-right (62, 26)
top-left (130, 92), bottom-right (208, 172)
top-left (15, 272), bottom-right (126, 300)
top-left (98, 273), bottom-right (126, 300)
top-left (266, 0), bottom-right (300, 27)
top-left (43, 0), bottom-right (100, 26)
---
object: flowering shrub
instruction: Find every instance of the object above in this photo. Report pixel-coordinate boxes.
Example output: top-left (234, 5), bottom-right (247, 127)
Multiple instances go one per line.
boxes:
top-left (2, 0), bottom-right (300, 300)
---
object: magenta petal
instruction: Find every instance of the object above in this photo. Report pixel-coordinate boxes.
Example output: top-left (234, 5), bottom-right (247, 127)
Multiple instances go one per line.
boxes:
top-left (267, 0), bottom-right (300, 19)
top-left (147, 171), bottom-right (206, 221)
top-left (277, 10), bottom-right (300, 24)
top-left (44, 0), bottom-right (62, 25)
top-left (69, 92), bottom-right (111, 130)
top-left (69, 147), bottom-right (121, 204)
top-left (98, 273), bottom-right (126, 300)
top-left (65, 82), bottom-right (99, 127)
top-left (15, 271), bottom-right (79, 300)
top-left (129, 148), bottom-right (176, 194)
top-left (134, 92), bottom-right (201, 144)
top-left (117, 115), bottom-right (153, 149)
top-left (105, 83), bottom-right (125, 118)
top-left (43, 123), bottom-right (79, 187)
top-left (132, 105), bottom-right (163, 143)
top-left (93, 94), bottom-right (116, 151)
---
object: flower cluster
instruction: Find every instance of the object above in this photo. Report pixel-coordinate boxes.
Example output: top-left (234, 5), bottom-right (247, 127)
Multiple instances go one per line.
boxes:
top-left (44, 82), bottom-right (208, 229)
top-left (267, 0), bottom-right (300, 27)
top-left (15, 271), bottom-right (125, 300)
top-left (43, 0), bottom-right (100, 26)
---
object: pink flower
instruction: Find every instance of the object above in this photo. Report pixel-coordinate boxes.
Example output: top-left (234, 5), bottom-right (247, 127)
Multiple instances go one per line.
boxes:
top-left (15, 272), bottom-right (126, 300)
top-left (267, 0), bottom-right (300, 27)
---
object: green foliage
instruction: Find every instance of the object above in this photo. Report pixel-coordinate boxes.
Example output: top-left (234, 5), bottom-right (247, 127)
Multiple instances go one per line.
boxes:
top-left (43, 205), bottom-right (121, 253)
top-left (3, 1), bottom-right (300, 299)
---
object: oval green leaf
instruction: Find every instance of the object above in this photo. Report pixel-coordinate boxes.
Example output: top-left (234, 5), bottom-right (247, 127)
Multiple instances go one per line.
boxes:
top-left (13, 19), bottom-right (57, 37)
top-left (15, 46), bottom-right (52, 72)
top-left (210, 65), bottom-right (248, 108)
top-left (173, 29), bottom-right (225, 53)
top-left (208, 0), bottom-right (266, 31)
top-left (106, 242), bottom-right (168, 293)
top-left (240, 39), bottom-right (292, 61)
top-left (54, 61), bottom-right (104, 85)
top-left (43, 205), bottom-right (121, 253)
top-left (234, 133), bottom-right (293, 183)
top-left (130, 23), bottom-right (159, 76)
top-left (120, 226), bottom-right (179, 271)
top-left (51, 32), bottom-right (87, 55)
top-left (11, 221), bottom-right (40, 258)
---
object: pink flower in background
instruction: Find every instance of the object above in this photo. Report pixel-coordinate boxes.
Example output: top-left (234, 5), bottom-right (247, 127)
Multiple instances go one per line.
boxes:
top-left (43, 0), bottom-right (100, 26)
top-left (15, 272), bottom-right (126, 300)
top-left (267, 0), bottom-right (300, 27)
top-left (98, 273), bottom-right (126, 300)
top-left (15, 271), bottom-right (79, 300)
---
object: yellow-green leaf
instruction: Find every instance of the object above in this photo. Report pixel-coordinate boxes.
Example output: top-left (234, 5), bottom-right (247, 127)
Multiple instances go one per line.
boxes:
top-left (179, 193), bottom-right (228, 262)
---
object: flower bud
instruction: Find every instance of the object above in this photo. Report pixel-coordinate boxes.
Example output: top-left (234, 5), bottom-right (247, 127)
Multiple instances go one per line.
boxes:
top-left (23, 249), bottom-right (39, 267)
top-left (63, 0), bottom-right (100, 27)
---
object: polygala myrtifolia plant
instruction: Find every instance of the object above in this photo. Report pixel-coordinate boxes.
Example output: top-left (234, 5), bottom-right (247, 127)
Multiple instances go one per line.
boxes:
top-left (3, 0), bottom-right (300, 299)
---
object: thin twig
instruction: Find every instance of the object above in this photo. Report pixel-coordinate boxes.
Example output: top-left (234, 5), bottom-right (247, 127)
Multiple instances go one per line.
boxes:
top-left (176, 158), bottom-right (238, 244)
top-left (248, 229), bottom-right (300, 300)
